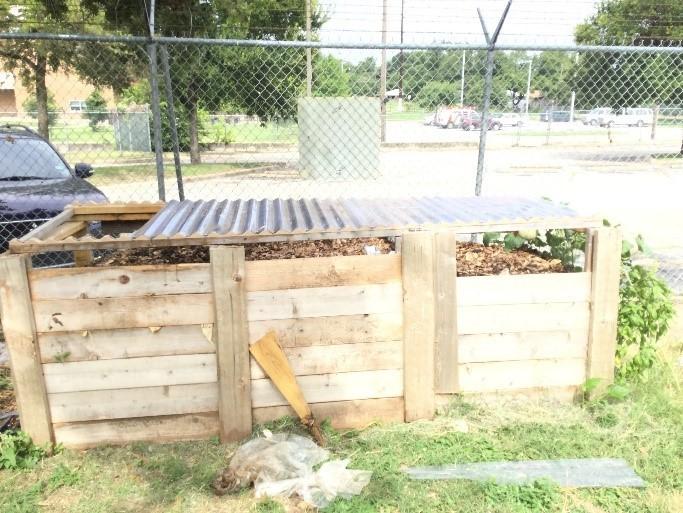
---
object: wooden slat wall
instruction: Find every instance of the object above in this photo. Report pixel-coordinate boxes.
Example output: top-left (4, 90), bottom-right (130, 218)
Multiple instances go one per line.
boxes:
top-left (453, 272), bottom-right (592, 394)
top-left (245, 256), bottom-right (405, 427)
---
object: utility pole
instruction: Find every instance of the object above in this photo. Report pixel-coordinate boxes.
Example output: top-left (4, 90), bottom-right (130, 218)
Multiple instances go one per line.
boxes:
top-left (524, 58), bottom-right (532, 116)
top-left (380, 0), bottom-right (388, 142)
top-left (460, 50), bottom-right (466, 106)
top-left (306, 0), bottom-right (312, 96)
top-left (398, 0), bottom-right (405, 112)
top-left (147, 0), bottom-right (165, 201)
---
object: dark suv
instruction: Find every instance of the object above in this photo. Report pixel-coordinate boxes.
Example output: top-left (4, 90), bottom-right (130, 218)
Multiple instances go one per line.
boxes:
top-left (0, 125), bottom-right (107, 250)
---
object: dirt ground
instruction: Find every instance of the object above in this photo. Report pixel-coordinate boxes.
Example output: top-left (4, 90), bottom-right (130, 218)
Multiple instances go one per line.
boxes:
top-left (0, 368), bottom-right (15, 413)
top-left (98, 238), bottom-right (565, 276)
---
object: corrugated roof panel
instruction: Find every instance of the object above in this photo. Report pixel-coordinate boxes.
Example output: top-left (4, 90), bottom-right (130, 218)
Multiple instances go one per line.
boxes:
top-left (129, 196), bottom-right (596, 242)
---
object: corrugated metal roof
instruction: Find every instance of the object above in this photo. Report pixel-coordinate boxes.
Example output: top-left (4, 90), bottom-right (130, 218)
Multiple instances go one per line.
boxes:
top-left (132, 196), bottom-right (594, 240)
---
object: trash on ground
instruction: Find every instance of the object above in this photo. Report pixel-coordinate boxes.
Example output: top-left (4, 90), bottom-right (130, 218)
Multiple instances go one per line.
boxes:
top-left (404, 458), bottom-right (645, 488)
top-left (213, 431), bottom-right (371, 508)
top-left (250, 331), bottom-right (325, 446)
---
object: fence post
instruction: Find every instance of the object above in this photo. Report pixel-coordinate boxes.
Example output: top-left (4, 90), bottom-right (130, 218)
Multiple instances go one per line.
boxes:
top-left (210, 246), bottom-right (252, 441)
top-left (159, 45), bottom-right (185, 201)
top-left (0, 255), bottom-right (54, 445)
top-left (402, 232), bottom-right (436, 421)
top-left (586, 227), bottom-right (622, 395)
top-left (434, 231), bottom-right (459, 393)
top-left (147, 41), bottom-right (166, 202)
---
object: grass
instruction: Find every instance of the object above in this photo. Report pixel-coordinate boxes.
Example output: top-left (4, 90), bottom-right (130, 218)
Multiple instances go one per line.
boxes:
top-left (1, 353), bottom-right (681, 512)
top-left (89, 162), bottom-right (268, 186)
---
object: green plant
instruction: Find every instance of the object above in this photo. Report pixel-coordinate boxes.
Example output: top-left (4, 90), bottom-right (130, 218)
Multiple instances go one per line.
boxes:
top-left (0, 374), bottom-right (11, 391)
top-left (22, 94), bottom-right (60, 126)
top-left (616, 236), bottom-right (675, 380)
top-left (84, 90), bottom-right (108, 130)
top-left (481, 479), bottom-right (560, 512)
top-left (53, 351), bottom-right (71, 364)
top-left (0, 431), bottom-right (48, 470)
top-left (253, 498), bottom-right (285, 513)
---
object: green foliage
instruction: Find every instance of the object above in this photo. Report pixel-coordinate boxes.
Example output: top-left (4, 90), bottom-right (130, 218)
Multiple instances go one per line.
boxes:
top-left (53, 351), bottom-right (71, 364)
top-left (0, 373), bottom-right (11, 391)
top-left (481, 479), bottom-right (560, 512)
top-left (616, 238), bottom-right (675, 380)
top-left (253, 498), bottom-right (285, 513)
top-left (84, 90), bottom-right (108, 130)
top-left (313, 54), bottom-right (351, 97)
top-left (416, 81), bottom-right (462, 109)
top-left (347, 57), bottom-right (379, 97)
top-left (22, 94), bottom-right (60, 126)
top-left (0, 431), bottom-right (48, 470)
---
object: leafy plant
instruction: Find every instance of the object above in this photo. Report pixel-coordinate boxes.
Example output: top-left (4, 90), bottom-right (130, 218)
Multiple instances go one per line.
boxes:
top-left (0, 431), bottom-right (48, 470)
top-left (482, 479), bottom-right (560, 512)
top-left (616, 236), bottom-right (674, 380)
top-left (22, 94), bottom-right (60, 126)
top-left (0, 373), bottom-right (11, 391)
top-left (84, 90), bottom-right (108, 130)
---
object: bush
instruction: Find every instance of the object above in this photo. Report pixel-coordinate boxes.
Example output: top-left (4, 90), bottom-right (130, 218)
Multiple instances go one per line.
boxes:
top-left (22, 94), bottom-right (59, 126)
top-left (0, 431), bottom-right (47, 470)
top-left (416, 81), bottom-right (461, 109)
top-left (84, 90), bottom-right (108, 130)
top-left (616, 236), bottom-right (675, 380)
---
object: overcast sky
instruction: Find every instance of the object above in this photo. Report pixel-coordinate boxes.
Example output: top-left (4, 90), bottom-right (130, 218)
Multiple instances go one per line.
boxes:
top-left (318, 0), bottom-right (601, 62)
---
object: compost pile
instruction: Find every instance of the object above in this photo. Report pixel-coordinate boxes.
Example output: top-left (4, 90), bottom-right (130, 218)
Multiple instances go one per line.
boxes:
top-left (97, 238), bottom-right (565, 276)
top-left (455, 242), bottom-right (564, 276)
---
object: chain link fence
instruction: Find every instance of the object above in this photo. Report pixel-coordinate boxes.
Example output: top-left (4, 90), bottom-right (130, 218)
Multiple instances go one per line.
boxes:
top-left (0, 34), bottom-right (681, 281)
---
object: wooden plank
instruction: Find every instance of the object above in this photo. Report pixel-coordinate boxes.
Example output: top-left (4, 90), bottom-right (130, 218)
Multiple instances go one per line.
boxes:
top-left (53, 412), bottom-right (219, 449)
top-left (458, 330), bottom-right (589, 363)
top-left (51, 221), bottom-right (88, 241)
top-left (401, 232), bottom-right (435, 421)
top-left (71, 202), bottom-right (164, 215)
top-left (43, 353), bottom-right (217, 394)
top-left (245, 254), bottom-right (401, 291)
top-left (434, 231), bottom-right (459, 393)
top-left (49, 383), bottom-right (218, 423)
top-left (253, 397), bottom-right (404, 429)
top-left (251, 369), bottom-right (403, 408)
top-left (458, 302), bottom-right (590, 335)
top-left (8, 217), bottom-right (603, 254)
top-left (247, 283), bottom-right (402, 321)
top-left (250, 340), bottom-right (402, 379)
top-left (18, 207), bottom-right (74, 242)
top-left (458, 359), bottom-right (586, 393)
top-left (457, 273), bottom-right (592, 306)
top-left (584, 229), bottom-right (595, 273)
top-left (32, 283), bottom-right (402, 332)
top-left (29, 263), bottom-right (211, 300)
top-left (29, 255), bottom-right (399, 300)
top-left (249, 312), bottom-right (403, 348)
top-left (210, 246), bottom-right (251, 442)
top-left (32, 294), bottom-right (214, 332)
top-left (586, 227), bottom-right (622, 394)
top-left (250, 332), bottom-right (312, 420)
top-left (39, 325), bottom-right (215, 363)
top-left (72, 213), bottom-right (156, 222)
top-left (0, 255), bottom-right (53, 444)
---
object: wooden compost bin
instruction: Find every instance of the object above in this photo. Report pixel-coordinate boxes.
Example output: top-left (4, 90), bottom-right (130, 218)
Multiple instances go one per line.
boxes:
top-left (0, 201), bottom-right (621, 449)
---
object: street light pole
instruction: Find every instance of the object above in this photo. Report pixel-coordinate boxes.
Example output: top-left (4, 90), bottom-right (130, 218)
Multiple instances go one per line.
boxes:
top-left (525, 58), bottom-right (532, 116)
top-left (460, 50), bottom-right (466, 106)
top-left (398, 0), bottom-right (405, 112)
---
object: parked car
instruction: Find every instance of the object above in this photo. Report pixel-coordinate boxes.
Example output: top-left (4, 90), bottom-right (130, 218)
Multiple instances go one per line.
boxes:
top-left (461, 112), bottom-right (502, 131)
top-left (540, 110), bottom-right (571, 122)
top-left (582, 107), bottom-right (612, 126)
top-left (435, 107), bottom-right (466, 129)
top-left (600, 107), bottom-right (653, 127)
top-left (494, 112), bottom-right (524, 127)
top-left (423, 113), bottom-right (436, 126)
top-left (0, 125), bottom-right (107, 250)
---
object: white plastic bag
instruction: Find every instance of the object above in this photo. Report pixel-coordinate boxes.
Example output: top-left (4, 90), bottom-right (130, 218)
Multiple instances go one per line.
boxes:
top-left (223, 431), bottom-right (371, 508)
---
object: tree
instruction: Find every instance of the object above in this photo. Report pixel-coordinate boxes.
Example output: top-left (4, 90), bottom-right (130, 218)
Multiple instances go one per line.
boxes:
top-left (84, 90), bottom-right (108, 130)
top-left (22, 93), bottom-right (59, 126)
top-left (313, 54), bottom-right (350, 97)
top-left (81, 0), bottom-right (322, 163)
top-left (0, 1), bottom-right (82, 139)
top-left (347, 57), bottom-right (379, 97)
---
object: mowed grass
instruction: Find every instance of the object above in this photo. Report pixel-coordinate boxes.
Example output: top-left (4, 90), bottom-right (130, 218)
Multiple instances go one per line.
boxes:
top-left (89, 162), bottom-right (268, 186)
top-left (1, 356), bottom-right (681, 513)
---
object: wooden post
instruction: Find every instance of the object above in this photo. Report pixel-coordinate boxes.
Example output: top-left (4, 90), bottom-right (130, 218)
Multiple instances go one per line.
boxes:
top-left (402, 232), bottom-right (436, 421)
top-left (210, 246), bottom-right (252, 441)
top-left (586, 227), bottom-right (622, 395)
top-left (0, 255), bottom-right (54, 445)
top-left (434, 231), bottom-right (459, 393)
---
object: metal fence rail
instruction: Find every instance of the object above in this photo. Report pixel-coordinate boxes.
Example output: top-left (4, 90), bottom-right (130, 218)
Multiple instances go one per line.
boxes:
top-left (0, 31), bottom-right (681, 274)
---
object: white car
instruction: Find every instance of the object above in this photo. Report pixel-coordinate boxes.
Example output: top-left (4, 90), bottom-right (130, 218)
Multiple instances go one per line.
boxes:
top-left (600, 108), bottom-right (653, 127)
top-left (494, 112), bottom-right (524, 127)
top-left (583, 107), bottom-right (612, 126)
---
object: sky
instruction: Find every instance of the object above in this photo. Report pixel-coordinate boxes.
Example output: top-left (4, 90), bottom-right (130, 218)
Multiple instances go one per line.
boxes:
top-left (318, 0), bottom-right (601, 62)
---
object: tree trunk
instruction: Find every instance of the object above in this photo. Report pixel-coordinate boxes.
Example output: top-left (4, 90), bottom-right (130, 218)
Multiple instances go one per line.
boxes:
top-left (35, 54), bottom-right (49, 140)
top-left (189, 98), bottom-right (201, 164)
